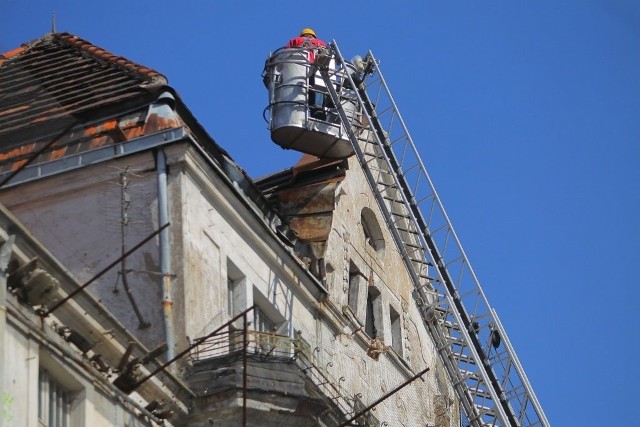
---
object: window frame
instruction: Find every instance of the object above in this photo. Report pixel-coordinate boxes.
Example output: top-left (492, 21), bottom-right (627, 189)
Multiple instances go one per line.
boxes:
top-left (38, 368), bottom-right (72, 427)
top-left (389, 304), bottom-right (403, 356)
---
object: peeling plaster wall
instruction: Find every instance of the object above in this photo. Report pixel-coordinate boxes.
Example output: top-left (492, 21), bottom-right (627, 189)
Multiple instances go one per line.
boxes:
top-left (3, 323), bottom-right (34, 426)
top-left (3, 297), bottom-right (157, 427)
top-left (164, 144), bottom-right (319, 347)
top-left (0, 139), bottom-right (458, 426)
top-left (0, 153), bottom-right (166, 349)
top-left (318, 154), bottom-right (460, 426)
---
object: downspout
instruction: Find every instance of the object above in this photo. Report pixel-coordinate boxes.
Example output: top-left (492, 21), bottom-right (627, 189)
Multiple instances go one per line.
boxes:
top-left (156, 148), bottom-right (175, 361)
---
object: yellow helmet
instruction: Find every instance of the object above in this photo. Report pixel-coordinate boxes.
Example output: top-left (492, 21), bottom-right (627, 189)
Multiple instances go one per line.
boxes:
top-left (300, 28), bottom-right (316, 38)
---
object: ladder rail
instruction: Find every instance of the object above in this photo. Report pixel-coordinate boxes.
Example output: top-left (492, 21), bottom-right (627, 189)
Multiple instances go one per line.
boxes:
top-left (321, 41), bottom-right (549, 427)
top-left (492, 309), bottom-right (550, 426)
top-left (358, 48), bottom-right (491, 305)
top-left (372, 46), bottom-right (548, 426)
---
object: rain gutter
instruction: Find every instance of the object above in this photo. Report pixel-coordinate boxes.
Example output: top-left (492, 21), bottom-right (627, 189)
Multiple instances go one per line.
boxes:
top-left (156, 148), bottom-right (175, 362)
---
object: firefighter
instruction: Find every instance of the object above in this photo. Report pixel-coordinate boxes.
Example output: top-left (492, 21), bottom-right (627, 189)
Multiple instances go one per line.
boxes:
top-left (286, 28), bottom-right (329, 120)
top-left (286, 28), bottom-right (326, 50)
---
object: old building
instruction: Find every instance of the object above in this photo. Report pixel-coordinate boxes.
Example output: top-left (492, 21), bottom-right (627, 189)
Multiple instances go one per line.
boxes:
top-left (0, 33), bottom-right (459, 426)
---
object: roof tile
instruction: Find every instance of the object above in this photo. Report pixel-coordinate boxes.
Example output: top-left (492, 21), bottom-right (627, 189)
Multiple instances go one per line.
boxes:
top-left (0, 33), bottom-right (168, 139)
top-left (0, 33), bottom-right (177, 175)
top-left (0, 46), bottom-right (26, 64)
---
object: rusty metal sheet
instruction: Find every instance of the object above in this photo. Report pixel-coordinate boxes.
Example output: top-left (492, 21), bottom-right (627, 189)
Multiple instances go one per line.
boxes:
top-left (277, 181), bottom-right (338, 216)
top-left (288, 212), bottom-right (334, 242)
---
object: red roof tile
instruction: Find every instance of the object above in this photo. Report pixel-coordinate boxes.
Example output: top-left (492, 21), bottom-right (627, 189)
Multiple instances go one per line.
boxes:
top-left (0, 46), bottom-right (26, 65)
top-left (0, 33), bottom-right (168, 144)
top-left (0, 33), bottom-right (177, 176)
top-left (54, 34), bottom-right (164, 80)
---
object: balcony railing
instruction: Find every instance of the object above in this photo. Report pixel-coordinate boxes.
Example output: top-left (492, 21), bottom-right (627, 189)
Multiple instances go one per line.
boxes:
top-left (185, 308), bottom-right (361, 425)
top-left (189, 329), bottom-right (305, 362)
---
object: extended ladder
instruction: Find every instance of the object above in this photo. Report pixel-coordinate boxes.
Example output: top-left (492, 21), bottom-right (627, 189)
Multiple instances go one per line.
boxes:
top-left (317, 41), bottom-right (549, 427)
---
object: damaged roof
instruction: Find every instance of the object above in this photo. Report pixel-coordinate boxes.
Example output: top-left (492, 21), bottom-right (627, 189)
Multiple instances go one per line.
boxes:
top-left (0, 33), bottom-right (176, 176)
top-left (256, 154), bottom-right (348, 244)
top-left (0, 33), bottom-right (167, 143)
top-left (0, 33), bottom-right (279, 228)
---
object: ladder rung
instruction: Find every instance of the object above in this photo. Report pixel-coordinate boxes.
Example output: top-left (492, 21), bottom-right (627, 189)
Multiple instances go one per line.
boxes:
top-left (369, 166), bottom-right (393, 175)
top-left (383, 195), bottom-right (407, 204)
top-left (473, 406), bottom-right (497, 420)
top-left (468, 388), bottom-right (492, 400)
top-left (396, 225), bottom-right (420, 235)
top-left (404, 241), bottom-right (425, 250)
top-left (443, 335), bottom-right (466, 348)
top-left (391, 211), bottom-right (411, 219)
top-left (453, 352), bottom-right (477, 365)
top-left (457, 369), bottom-right (481, 383)
top-left (363, 150), bottom-right (383, 158)
top-left (443, 320), bottom-right (462, 331)
top-left (409, 257), bottom-right (431, 267)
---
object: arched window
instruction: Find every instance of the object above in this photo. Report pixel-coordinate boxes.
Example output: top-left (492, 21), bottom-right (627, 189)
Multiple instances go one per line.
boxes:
top-left (361, 207), bottom-right (385, 255)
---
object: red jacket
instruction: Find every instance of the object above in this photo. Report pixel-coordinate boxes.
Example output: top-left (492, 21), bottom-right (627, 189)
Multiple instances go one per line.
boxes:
top-left (286, 36), bottom-right (326, 63)
top-left (286, 36), bottom-right (327, 49)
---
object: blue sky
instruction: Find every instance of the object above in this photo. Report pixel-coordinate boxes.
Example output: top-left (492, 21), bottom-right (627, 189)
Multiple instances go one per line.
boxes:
top-left (3, 1), bottom-right (639, 425)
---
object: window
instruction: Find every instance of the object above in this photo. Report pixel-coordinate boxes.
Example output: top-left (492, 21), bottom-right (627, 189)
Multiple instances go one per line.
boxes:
top-left (227, 259), bottom-right (246, 317)
top-left (348, 267), bottom-right (367, 317)
top-left (38, 368), bottom-right (70, 427)
top-left (365, 287), bottom-right (381, 338)
top-left (361, 207), bottom-right (385, 255)
top-left (254, 306), bottom-right (276, 333)
top-left (389, 305), bottom-right (402, 354)
top-left (348, 263), bottom-right (385, 341)
top-left (226, 259), bottom-right (248, 352)
top-left (252, 288), bottom-right (286, 334)
top-left (252, 288), bottom-right (288, 356)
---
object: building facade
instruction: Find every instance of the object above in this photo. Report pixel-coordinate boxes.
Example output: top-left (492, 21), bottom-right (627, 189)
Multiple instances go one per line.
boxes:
top-left (0, 33), bottom-right (459, 426)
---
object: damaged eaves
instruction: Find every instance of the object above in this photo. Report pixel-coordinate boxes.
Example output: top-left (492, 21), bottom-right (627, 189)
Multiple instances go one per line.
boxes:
top-left (256, 155), bottom-right (347, 245)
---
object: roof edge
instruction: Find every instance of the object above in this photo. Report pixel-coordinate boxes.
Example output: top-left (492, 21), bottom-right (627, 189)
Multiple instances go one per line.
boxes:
top-left (53, 33), bottom-right (168, 85)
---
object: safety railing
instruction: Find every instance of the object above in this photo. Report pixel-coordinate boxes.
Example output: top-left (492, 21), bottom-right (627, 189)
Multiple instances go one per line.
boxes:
top-left (185, 308), bottom-right (360, 426)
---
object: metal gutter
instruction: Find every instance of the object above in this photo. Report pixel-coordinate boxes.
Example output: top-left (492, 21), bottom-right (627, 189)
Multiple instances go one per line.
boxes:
top-left (156, 148), bottom-right (175, 361)
top-left (0, 127), bottom-right (187, 188)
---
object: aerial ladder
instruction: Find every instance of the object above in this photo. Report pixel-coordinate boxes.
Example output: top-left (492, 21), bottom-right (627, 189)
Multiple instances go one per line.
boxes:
top-left (263, 41), bottom-right (549, 427)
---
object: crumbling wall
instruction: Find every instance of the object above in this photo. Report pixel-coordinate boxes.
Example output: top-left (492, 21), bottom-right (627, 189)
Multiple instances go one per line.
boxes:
top-left (317, 155), bottom-right (460, 426)
top-left (0, 152), bottom-right (166, 349)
